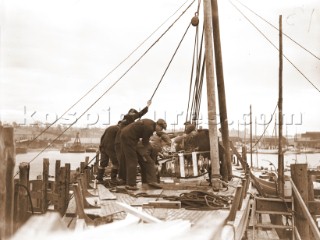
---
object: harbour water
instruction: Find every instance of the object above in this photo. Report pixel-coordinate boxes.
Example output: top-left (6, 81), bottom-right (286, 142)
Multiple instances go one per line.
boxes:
top-left (14, 150), bottom-right (97, 180)
top-left (14, 150), bottom-right (320, 180)
top-left (247, 152), bottom-right (320, 170)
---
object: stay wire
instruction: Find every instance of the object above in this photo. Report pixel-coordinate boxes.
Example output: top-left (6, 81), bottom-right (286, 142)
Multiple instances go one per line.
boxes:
top-left (252, 102), bottom-right (278, 149)
top-left (14, 0), bottom-right (196, 177)
top-left (229, 0), bottom-right (320, 93)
top-left (150, 22), bottom-right (193, 100)
top-left (189, 26), bottom-right (205, 123)
top-left (235, 0), bottom-right (320, 61)
top-left (23, 0), bottom-right (194, 148)
top-left (186, 0), bottom-right (202, 122)
top-left (186, 22), bottom-right (199, 123)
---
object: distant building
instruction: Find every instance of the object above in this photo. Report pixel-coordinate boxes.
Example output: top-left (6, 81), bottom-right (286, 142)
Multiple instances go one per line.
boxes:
top-left (294, 132), bottom-right (320, 149)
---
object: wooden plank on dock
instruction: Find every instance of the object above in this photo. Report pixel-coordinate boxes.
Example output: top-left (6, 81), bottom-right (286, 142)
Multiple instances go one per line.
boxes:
top-left (115, 202), bottom-right (163, 223)
top-left (131, 197), bottom-right (158, 206)
top-left (97, 184), bottom-right (116, 200)
top-left (65, 197), bottom-right (76, 217)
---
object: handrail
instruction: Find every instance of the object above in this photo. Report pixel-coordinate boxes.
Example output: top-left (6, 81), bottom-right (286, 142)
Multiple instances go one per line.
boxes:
top-left (289, 178), bottom-right (320, 239)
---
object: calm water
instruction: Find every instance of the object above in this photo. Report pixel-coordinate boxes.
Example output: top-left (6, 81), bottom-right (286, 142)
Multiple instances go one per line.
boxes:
top-left (14, 150), bottom-right (97, 180)
top-left (14, 150), bottom-right (320, 180)
top-left (246, 152), bottom-right (320, 170)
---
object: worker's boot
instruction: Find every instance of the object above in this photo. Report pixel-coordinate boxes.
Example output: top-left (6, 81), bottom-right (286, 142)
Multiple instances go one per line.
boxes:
top-left (110, 169), bottom-right (118, 185)
top-left (96, 167), bottom-right (105, 184)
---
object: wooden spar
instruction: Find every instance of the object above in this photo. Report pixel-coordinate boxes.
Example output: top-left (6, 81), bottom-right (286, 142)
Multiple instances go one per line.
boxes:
top-left (210, 0), bottom-right (232, 181)
top-left (203, 0), bottom-right (221, 190)
top-left (278, 15), bottom-right (284, 197)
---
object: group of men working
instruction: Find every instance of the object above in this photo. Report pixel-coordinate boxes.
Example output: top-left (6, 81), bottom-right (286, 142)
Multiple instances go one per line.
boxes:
top-left (97, 100), bottom-right (170, 190)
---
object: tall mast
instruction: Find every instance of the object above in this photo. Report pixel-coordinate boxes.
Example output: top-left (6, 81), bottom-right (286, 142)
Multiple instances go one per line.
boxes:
top-left (211, 0), bottom-right (232, 180)
top-left (203, 0), bottom-right (221, 190)
top-left (278, 15), bottom-right (284, 196)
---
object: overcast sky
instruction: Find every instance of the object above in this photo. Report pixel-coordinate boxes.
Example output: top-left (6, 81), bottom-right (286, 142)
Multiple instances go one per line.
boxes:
top-left (1, 0), bottom-right (319, 136)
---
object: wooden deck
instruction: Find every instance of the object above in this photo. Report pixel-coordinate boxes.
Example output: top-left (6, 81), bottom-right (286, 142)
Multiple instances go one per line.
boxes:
top-left (11, 166), bottom-right (252, 240)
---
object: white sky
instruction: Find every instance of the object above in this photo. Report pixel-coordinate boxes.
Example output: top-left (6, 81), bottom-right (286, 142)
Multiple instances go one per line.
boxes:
top-left (1, 0), bottom-right (319, 136)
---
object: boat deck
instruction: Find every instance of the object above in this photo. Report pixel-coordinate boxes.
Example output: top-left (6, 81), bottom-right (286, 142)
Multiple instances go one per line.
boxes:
top-left (11, 165), bottom-right (252, 240)
top-left (64, 179), bottom-right (238, 228)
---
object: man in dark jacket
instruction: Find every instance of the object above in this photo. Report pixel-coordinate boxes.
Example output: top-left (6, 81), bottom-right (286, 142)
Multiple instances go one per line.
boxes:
top-left (96, 123), bottom-right (120, 184)
top-left (115, 100), bottom-right (151, 183)
top-left (120, 118), bottom-right (167, 190)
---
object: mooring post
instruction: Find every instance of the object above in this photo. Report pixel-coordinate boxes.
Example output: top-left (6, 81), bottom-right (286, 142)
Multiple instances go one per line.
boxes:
top-left (291, 163), bottom-right (310, 239)
top-left (307, 171), bottom-right (316, 240)
top-left (0, 127), bottom-right (15, 239)
top-left (54, 160), bottom-right (61, 211)
top-left (42, 158), bottom-right (49, 213)
top-left (80, 162), bottom-right (85, 174)
top-left (65, 163), bottom-right (70, 214)
top-left (16, 162), bottom-right (30, 230)
top-left (59, 166), bottom-right (66, 216)
top-left (94, 151), bottom-right (100, 174)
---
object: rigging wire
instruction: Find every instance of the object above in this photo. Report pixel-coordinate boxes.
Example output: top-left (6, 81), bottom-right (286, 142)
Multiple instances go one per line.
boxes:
top-left (190, 34), bottom-right (205, 125)
top-left (186, 0), bottom-right (202, 123)
top-left (229, 0), bottom-right (320, 93)
top-left (186, 19), bottom-right (200, 123)
top-left (252, 102), bottom-right (278, 149)
top-left (14, 0), bottom-right (196, 176)
top-left (235, 0), bottom-right (320, 61)
top-left (150, 22), bottom-right (192, 101)
top-left (23, 0), bottom-right (195, 149)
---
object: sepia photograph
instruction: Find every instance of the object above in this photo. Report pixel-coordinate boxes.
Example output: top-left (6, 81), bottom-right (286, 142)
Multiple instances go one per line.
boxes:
top-left (1, 0), bottom-right (320, 239)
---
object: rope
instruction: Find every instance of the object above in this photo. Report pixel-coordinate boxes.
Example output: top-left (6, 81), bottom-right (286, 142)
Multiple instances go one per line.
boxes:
top-left (128, 190), bottom-right (232, 210)
top-left (150, 22), bottom-right (192, 100)
top-left (251, 102), bottom-right (278, 149)
top-left (186, 20), bottom-right (200, 122)
top-left (164, 191), bottom-right (232, 210)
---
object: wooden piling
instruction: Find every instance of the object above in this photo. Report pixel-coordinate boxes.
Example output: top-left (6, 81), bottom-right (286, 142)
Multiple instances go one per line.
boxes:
top-left (16, 162), bottom-right (30, 230)
top-left (291, 164), bottom-right (310, 239)
top-left (59, 166), bottom-right (66, 215)
top-left (0, 127), bottom-right (15, 239)
top-left (80, 162), bottom-right (85, 173)
top-left (94, 151), bottom-right (99, 174)
top-left (308, 171), bottom-right (316, 240)
top-left (54, 160), bottom-right (61, 211)
top-left (65, 163), bottom-right (71, 214)
top-left (42, 158), bottom-right (49, 213)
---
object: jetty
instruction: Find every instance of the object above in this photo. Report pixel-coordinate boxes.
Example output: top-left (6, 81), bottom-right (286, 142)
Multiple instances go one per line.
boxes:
top-left (1, 126), bottom-right (252, 240)
top-left (2, 126), bottom-right (320, 239)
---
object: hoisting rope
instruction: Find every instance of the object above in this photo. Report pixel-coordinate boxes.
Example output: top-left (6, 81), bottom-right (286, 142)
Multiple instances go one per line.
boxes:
top-left (186, 1), bottom-right (202, 123)
top-left (190, 49), bottom-right (205, 126)
top-left (149, 23), bottom-right (192, 101)
top-left (14, 0), bottom-right (197, 177)
top-left (185, 22), bottom-right (205, 127)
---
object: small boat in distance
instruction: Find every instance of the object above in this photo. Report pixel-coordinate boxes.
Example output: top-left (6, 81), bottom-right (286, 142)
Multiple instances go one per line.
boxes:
top-left (85, 146), bottom-right (98, 153)
top-left (60, 132), bottom-right (86, 153)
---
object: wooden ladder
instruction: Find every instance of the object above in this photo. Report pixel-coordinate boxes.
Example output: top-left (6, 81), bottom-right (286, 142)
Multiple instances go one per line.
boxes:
top-left (251, 196), bottom-right (293, 240)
